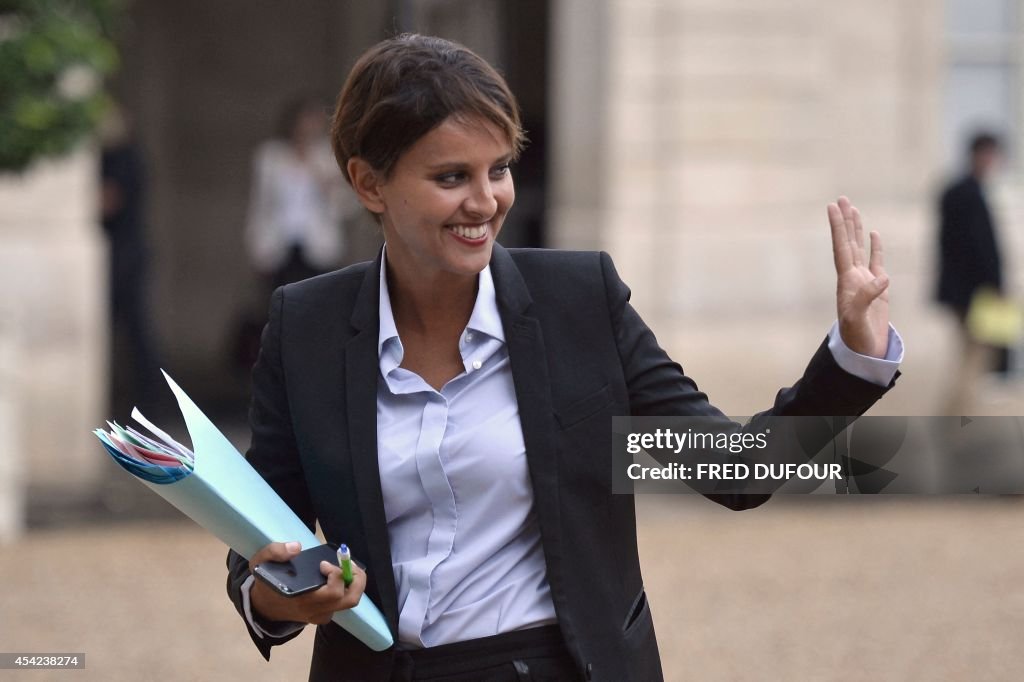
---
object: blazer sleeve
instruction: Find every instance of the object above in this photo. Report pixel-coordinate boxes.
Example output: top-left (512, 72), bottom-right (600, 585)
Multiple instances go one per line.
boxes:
top-left (225, 286), bottom-right (317, 660)
top-left (599, 251), bottom-right (898, 508)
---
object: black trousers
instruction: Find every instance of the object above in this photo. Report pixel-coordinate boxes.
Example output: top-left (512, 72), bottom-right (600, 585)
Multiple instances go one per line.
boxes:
top-left (389, 625), bottom-right (581, 681)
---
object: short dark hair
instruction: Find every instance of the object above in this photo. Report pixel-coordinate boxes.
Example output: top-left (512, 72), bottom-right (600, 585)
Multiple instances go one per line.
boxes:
top-left (969, 131), bottom-right (1001, 157)
top-left (330, 34), bottom-right (525, 183)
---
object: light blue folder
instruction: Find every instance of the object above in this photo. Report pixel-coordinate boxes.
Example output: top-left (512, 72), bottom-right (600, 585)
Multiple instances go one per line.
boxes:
top-left (99, 371), bottom-right (393, 652)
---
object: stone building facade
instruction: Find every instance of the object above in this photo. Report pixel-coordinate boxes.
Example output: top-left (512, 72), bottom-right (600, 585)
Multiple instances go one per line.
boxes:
top-left (551, 0), bottom-right (957, 414)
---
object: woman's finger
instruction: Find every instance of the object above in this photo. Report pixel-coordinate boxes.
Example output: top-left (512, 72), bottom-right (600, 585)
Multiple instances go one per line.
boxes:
top-left (852, 206), bottom-right (866, 257)
top-left (838, 197), bottom-right (863, 266)
top-left (852, 274), bottom-right (890, 310)
top-left (868, 230), bottom-right (885, 276)
top-left (338, 565), bottom-right (367, 610)
top-left (248, 541), bottom-right (302, 572)
top-left (828, 203), bottom-right (853, 272)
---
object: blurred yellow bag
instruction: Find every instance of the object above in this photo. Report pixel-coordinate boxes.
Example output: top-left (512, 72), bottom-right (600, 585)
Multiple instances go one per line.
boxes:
top-left (967, 287), bottom-right (1023, 346)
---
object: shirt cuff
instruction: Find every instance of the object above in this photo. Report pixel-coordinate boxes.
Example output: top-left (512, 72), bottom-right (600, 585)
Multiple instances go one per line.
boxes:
top-left (827, 321), bottom-right (904, 387)
top-left (241, 574), bottom-right (306, 640)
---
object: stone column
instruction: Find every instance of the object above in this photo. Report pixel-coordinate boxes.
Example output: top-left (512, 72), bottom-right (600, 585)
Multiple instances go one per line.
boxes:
top-left (0, 314), bottom-right (22, 543)
top-left (0, 147), bottom-right (108, 535)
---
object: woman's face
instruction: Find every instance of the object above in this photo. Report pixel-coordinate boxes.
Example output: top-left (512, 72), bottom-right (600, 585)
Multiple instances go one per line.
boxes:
top-left (372, 116), bottom-right (515, 286)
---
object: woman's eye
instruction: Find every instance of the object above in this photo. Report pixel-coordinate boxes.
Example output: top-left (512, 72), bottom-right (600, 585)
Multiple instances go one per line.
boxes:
top-left (436, 172), bottom-right (464, 185)
top-left (435, 165), bottom-right (509, 186)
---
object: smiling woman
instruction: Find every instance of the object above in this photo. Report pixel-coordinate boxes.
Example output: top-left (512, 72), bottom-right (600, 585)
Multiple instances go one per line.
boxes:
top-left (350, 118), bottom-right (516, 295)
top-left (224, 33), bottom-right (904, 682)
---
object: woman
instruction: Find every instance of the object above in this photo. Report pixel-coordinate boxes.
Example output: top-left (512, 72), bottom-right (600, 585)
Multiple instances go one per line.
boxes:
top-left (245, 95), bottom-right (351, 290)
top-left (226, 34), bottom-right (902, 681)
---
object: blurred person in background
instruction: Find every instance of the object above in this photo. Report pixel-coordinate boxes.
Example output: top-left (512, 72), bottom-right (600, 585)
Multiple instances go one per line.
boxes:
top-left (226, 34), bottom-right (902, 681)
top-left (99, 103), bottom-right (162, 414)
top-left (234, 96), bottom-right (357, 372)
top-left (245, 95), bottom-right (351, 290)
top-left (936, 132), bottom-right (1007, 414)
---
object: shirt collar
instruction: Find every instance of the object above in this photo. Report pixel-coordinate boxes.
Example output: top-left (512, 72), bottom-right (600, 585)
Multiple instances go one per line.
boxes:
top-left (377, 245), bottom-right (505, 362)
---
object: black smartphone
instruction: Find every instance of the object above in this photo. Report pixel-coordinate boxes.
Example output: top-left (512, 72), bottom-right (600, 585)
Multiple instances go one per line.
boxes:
top-left (253, 543), bottom-right (339, 597)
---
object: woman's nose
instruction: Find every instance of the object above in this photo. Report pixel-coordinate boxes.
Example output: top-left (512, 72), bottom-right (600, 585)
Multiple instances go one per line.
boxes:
top-left (464, 180), bottom-right (498, 219)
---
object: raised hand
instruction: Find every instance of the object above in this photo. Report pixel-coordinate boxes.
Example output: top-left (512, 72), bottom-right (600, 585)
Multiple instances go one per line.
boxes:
top-left (828, 196), bottom-right (890, 358)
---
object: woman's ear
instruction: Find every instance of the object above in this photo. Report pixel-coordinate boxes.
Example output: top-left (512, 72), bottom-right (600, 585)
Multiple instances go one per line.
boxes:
top-left (347, 157), bottom-right (386, 214)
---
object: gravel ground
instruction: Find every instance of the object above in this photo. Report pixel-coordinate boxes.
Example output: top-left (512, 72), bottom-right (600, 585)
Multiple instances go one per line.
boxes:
top-left (2, 496), bottom-right (1022, 681)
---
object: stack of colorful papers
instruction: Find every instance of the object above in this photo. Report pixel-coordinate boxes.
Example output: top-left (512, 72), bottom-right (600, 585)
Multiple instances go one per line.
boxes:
top-left (94, 410), bottom-right (194, 484)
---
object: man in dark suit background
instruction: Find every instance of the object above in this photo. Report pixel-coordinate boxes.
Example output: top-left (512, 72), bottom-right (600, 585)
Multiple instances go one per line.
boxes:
top-left (936, 132), bottom-right (1006, 413)
top-left (99, 103), bottom-right (163, 416)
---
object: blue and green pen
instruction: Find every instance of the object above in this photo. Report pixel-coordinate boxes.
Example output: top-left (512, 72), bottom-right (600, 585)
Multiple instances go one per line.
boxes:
top-left (337, 544), bottom-right (354, 587)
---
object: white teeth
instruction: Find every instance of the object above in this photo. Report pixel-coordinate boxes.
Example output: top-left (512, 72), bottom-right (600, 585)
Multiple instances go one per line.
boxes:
top-left (449, 224), bottom-right (487, 239)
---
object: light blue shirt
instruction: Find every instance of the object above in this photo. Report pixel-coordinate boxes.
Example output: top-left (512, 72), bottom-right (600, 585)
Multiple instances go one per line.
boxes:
top-left (376, 256), bottom-right (557, 648)
top-left (241, 251), bottom-right (904, 645)
top-left (828, 320), bottom-right (903, 386)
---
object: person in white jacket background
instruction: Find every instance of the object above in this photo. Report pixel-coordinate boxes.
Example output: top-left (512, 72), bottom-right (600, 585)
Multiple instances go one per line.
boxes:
top-left (245, 95), bottom-right (356, 289)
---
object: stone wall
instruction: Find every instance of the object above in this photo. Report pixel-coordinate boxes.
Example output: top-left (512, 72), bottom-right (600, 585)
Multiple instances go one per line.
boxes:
top-left (115, 0), bottom-right (390, 403)
top-left (548, 0), bottom-right (1012, 415)
top-left (0, 148), bottom-right (108, 540)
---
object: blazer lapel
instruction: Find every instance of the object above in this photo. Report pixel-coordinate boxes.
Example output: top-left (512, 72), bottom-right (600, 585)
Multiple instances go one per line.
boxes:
top-left (489, 246), bottom-right (567, 610)
top-left (345, 249), bottom-right (400, 635)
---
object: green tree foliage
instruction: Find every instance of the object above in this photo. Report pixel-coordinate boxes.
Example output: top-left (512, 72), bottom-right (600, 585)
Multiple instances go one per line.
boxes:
top-left (0, 0), bottom-right (123, 172)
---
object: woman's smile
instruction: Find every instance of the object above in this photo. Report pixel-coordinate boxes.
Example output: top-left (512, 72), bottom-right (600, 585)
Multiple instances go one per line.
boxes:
top-left (446, 222), bottom-right (490, 243)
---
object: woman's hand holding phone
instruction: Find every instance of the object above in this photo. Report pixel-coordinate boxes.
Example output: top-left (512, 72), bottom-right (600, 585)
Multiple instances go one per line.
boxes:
top-left (249, 541), bottom-right (367, 626)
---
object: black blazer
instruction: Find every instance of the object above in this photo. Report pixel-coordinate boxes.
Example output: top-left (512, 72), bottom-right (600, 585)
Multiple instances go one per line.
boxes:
top-left (226, 245), bottom-right (895, 681)
top-left (936, 174), bottom-right (1003, 313)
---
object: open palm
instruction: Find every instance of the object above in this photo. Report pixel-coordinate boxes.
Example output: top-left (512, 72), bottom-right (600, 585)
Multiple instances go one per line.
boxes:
top-left (829, 196), bottom-right (890, 358)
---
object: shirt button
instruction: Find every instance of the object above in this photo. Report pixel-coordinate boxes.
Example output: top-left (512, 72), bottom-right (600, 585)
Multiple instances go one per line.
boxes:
top-left (465, 332), bottom-right (474, 342)
top-left (472, 360), bottom-right (482, 370)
